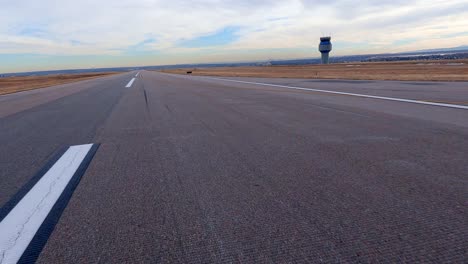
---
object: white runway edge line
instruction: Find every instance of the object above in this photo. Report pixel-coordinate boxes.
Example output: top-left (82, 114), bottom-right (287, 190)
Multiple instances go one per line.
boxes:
top-left (126, 78), bottom-right (136, 88)
top-left (205, 77), bottom-right (468, 110)
top-left (0, 144), bottom-right (94, 264)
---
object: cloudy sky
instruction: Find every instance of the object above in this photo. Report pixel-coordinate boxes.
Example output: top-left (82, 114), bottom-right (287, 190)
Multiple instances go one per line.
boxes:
top-left (1, 0), bottom-right (467, 72)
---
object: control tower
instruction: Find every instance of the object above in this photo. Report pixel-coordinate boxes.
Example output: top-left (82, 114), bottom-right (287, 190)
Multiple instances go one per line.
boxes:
top-left (319, 37), bottom-right (332, 64)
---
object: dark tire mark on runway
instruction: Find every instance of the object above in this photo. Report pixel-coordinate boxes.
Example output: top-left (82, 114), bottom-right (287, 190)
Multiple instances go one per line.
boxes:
top-left (143, 89), bottom-right (149, 112)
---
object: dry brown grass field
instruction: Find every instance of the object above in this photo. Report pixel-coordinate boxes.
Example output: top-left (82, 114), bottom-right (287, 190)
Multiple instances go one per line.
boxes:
top-left (161, 60), bottom-right (468, 81)
top-left (0, 72), bottom-right (118, 95)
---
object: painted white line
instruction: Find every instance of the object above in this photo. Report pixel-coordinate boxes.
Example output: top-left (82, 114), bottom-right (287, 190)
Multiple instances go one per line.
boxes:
top-left (0, 144), bottom-right (93, 264)
top-left (205, 77), bottom-right (468, 110)
top-left (126, 78), bottom-right (136, 88)
top-left (135, 72), bottom-right (139, 77)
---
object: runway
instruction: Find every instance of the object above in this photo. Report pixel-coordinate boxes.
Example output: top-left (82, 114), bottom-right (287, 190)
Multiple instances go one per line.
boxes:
top-left (1, 71), bottom-right (467, 262)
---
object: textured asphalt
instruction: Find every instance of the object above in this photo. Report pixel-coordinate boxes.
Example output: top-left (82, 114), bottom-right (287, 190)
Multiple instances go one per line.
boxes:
top-left (0, 71), bottom-right (467, 263)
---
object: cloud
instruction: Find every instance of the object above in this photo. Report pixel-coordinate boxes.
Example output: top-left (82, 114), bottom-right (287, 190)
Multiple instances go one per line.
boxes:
top-left (1, 0), bottom-right (468, 71)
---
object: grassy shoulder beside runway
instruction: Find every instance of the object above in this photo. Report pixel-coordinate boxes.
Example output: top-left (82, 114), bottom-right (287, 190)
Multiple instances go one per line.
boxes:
top-left (160, 59), bottom-right (468, 81)
top-left (0, 72), bottom-right (119, 95)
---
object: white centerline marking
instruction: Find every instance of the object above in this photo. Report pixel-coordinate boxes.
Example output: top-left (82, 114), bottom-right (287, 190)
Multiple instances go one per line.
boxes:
top-left (0, 144), bottom-right (93, 264)
top-left (135, 72), bottom-right (139, 77)
top-left (205, 77), bottom-right (468, 110)
top-left (126, 78), bottom-right (136, 88)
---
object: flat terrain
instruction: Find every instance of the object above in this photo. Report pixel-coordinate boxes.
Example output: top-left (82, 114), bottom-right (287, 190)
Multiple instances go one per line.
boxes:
top-left (161, 59), bottom-right (468, 81)
top-left (0, 72), bottom-right (118, 95)
top-left (0, 71), bottom-right (467, 263)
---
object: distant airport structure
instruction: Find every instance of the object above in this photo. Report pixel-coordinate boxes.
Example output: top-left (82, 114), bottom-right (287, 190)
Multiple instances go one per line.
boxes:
top-left (319, 37), bottom-right (332, 64)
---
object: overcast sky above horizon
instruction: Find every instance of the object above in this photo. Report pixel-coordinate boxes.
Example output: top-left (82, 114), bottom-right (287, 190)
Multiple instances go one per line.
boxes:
top-left (1, 0), bottom-right (468, 73)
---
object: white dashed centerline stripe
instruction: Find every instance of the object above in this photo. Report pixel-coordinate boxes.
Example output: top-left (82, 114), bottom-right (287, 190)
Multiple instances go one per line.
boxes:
top-left (205, 77), bottom-right (468, 110)
top-left (135, 72), bottom-right (139, 77)
top-left (126, 78), bottom-right (136, 88)
top-left (0, 144), bottom-right (94, 264)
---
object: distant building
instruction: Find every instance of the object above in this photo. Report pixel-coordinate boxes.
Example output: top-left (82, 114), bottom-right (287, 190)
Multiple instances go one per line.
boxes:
top-left (257, 61), bottom-right (272, 66)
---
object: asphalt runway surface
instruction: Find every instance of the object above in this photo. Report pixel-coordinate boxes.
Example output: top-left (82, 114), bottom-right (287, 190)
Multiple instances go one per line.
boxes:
top-left (0, 71), bottom-right (467, 263)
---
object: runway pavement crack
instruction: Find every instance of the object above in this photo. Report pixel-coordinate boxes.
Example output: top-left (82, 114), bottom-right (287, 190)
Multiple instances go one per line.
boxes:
top-left (165, 104), bottom-right (173, 114)
top-left (200, 120), bottom-right (216, 135)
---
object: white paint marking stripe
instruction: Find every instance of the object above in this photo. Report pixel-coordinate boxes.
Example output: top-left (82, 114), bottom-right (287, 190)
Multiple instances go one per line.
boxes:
top-left (135, 72), bottom-right (139, 77)
top-left (0, 144), bottom-right (93, 264)
top-left (205, 77), bottom-right (468, 110)
top-left (126, 78), bottom-right (136, 88)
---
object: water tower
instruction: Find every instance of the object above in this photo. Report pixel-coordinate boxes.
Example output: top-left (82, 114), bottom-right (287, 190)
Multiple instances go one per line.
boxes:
top-left (319, 37), bottom-right (332, 64)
